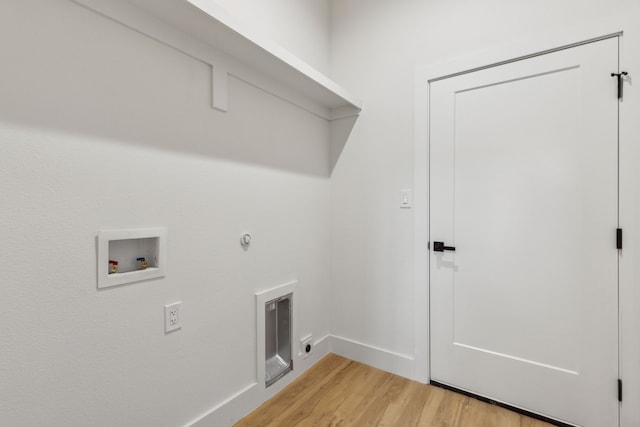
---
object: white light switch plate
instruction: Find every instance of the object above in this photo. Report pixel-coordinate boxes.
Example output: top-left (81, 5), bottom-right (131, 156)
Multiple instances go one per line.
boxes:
top-left (400, 190), bottom-right (412, 208)
top-left (165, 302), bottom-right (182, 333)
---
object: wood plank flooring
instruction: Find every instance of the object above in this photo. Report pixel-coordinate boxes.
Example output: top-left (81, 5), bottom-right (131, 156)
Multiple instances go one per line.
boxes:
top-left (234, 354), bottom-right (552, 427)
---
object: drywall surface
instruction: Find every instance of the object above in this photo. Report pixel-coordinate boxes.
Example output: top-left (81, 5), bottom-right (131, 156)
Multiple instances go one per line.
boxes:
top-left (0, 1), bottom-right (330, 426)
top-left (213, 0), bottom-right (330, 74)
top-left (329, 0), bottom-right (639, 371)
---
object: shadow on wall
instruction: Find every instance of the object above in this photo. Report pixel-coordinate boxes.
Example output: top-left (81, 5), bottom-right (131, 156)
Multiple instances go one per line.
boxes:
top-left (0, 0), bottom-right (331, 178)
top-left (330, 115), bottom-right (359, 174)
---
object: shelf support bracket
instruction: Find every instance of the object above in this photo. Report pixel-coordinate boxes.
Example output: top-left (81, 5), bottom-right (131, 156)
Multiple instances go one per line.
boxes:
top-left (212, 65), bottom-right (229, 112)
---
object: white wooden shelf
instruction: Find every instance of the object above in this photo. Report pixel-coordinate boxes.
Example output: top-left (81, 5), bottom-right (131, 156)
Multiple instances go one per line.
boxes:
top-left (73, 0), bottom-right (362, 121)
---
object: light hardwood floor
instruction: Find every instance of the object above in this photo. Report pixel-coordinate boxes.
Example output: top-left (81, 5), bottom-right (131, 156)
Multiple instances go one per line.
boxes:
top-left (235, 354), bottom-right (552, 427)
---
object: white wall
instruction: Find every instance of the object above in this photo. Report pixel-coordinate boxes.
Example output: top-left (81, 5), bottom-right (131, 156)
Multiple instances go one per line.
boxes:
top-left (213, 0), bottom-right (330, 74)
top-left (329, 0), bottom-right (640, 383)
top-left (0, 1), bottom-right (332, 426)
top-left (5, 1), bottom-right (640, 425)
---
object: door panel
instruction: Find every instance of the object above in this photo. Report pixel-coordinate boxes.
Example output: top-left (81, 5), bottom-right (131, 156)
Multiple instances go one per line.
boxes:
top-left (430, 37), bottom-right (619, 427)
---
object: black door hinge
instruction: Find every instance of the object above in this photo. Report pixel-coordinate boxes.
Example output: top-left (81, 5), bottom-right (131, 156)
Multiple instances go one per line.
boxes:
top-left (611, 72), bottom-right (628, 99)
top-left (618, 379), bottom-right (623, 402)
top-left (617, 228), bottom-right (623, 250)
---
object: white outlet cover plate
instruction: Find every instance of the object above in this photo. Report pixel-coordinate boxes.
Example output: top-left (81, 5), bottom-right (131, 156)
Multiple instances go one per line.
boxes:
top-left (300, 335), bottom-right (313, 359)
top-left (165, 302), bottom-right (182, 333)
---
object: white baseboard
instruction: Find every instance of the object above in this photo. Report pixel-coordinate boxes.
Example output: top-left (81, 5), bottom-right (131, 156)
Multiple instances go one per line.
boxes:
top-left (309, 333), bottom-right (331, 360)
top-left (188, 382), bottom-right (260, 427)
top-left (187, 333), bottom-right (331, 427)
top-left (328, 335), bottom-right (415, 379)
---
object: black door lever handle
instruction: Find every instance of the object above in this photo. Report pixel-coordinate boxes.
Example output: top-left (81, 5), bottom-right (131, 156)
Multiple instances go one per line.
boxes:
top-left (433, 241), bottom-right (455, 252)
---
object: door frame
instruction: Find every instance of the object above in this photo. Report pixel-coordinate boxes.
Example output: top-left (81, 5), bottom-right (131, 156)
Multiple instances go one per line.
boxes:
top-left (413, 9), bottom-right (640, 427)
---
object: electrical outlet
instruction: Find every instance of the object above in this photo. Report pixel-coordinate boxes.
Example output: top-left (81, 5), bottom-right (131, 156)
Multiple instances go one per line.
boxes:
top-left (165, 302), bottom-right (182, 333)
top-left (300, 335), bottom-right (313, 359)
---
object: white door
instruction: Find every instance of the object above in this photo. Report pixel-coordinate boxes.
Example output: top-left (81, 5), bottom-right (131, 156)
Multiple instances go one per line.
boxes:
top-left (429, 37), bottom-right (619, 427)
